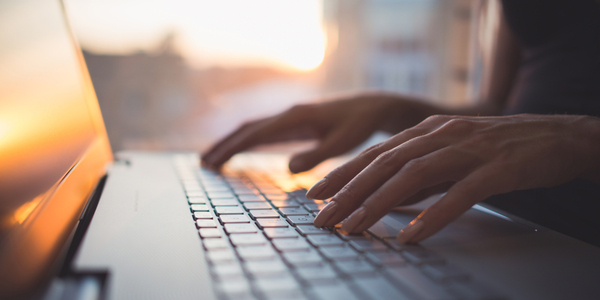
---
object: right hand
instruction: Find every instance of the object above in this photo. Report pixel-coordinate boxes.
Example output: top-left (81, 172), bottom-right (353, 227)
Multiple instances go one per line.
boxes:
top-left (202, 92), bottom-right (434, 173)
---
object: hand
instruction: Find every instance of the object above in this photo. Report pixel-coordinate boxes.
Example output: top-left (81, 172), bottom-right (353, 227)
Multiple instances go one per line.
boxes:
top-left (310, 114), bottom-right (600, 243)
top-left (202, 92), bottom-right (435, 173)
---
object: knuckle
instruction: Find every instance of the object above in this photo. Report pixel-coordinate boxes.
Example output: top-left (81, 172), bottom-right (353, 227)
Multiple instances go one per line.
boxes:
top-left (372, 149), bottom-right (397, 167)
top-left (440, 118), bottom-right (477, 133)
top-left (287, 104), bottom-right (313, 116)
top-left (401, 158), bottom-right (429, 184)
top-left (358, 143), bottom-right (385, 162)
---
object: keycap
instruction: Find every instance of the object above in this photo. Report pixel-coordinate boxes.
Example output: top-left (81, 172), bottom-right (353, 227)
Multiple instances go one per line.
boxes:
top-left (244, 202), bottom-right (272, 210)
top-left (256, 218), bottom-right (289, 228)
top-left (193, 212), bottom-right (213, 219)
top-left (196, 219), bottom-right (217, 228)
top-left (230, 233), bottom-right (268, 246)
top-left (385, 265), bottom-right (454, 300)
top-left (334, 259), bottom-right (376, 276)
top-left (287, 215), bottom-right (315, 226)
top-left (206, 250), bottom-right (237, 263)
top-left (382, 238), bottom-right (406, 251)
top-left (250, 209), bottom-right (280, 219)
top-left (295, 265), bottom-right (338, 281)
top-left (307, 234), bottom-right (344, 247)
top-left (303, 202), bottom-right (326, 212)
top-left (236, 245), bottom-right (277, 260)
top-left (279, 207), bottom-right (310, 216)
top-left (270, 200), bottom-right (301, 208)
top-left (263, 228), bottom-right (300, 239)
top-left (220, 214), bottom-right (251, 223)
top-left (199, 228), bottom-right (222, 238)
top-left (421, 264), bottom-right (470, 282)
top-left (282, 250), bottom-right (324, 267)
top-left (310, 283), bottom-right (361, 300)
top-left (297, 225), bottom-right (333, 235)
top-left (365, 251), bottom-right (406, 267)
top-left (272, 239), bottom-right (311, 251)
top-left (212, 263), bottom-right (245, 278)
top-left (349, 239), bottom-right (389, 252)
top-left (319, 246), bottom-right (360, 260)
top-left (186, 191), bottom-right (206, 197)
top-left (204, 185), bottom-right (230, 192)
top-left (215, 206), bottom-right (244, 215)
top-left (203, 238), bottom-right (229, 250)
top-left (245, 261), bottom-right (288, 275)
top-left (367, 220), bottom-right (399, 239)
top-left (211, 199), bottom-right (239, 206)
top-left (335, 230), bottom-right (370, 241)
top-left (402, 249), bottom-right (445, 265)
top-left (224, 223), bottom-right (258, 234)
top-left (187, 196), bottom-right (207, 204)
top-left (353, 275), bottom-right (412, 300)
top-left (238, 194), bottom-right (266, 202)
top-left (207, 191), bottom-right (236, 199)
top-left (216, 279), bottom-right (252, 298)
top-left (191, 204), bottom-right (210, 212)
top-left (232, 186), bottom-right (259, 195)
top-left (264, 194), bottom-right (294, 201)
top-left (254, 275), bottom-right (300, 291)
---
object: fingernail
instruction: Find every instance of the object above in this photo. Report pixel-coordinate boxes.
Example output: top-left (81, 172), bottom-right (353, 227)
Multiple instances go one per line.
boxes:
top-left (397, 219), bottom-right (424, 244)
top-left (289, 158), bottom-right (305, 173)
top-left (306, 178), bottom-right (328, 199)
top-left (342, 206), bottom-right (367, 233)
top-left (313, 201), bottom-right (337, 227)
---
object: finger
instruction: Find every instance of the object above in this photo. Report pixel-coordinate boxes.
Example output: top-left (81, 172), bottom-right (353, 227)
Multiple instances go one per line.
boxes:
top-left (306, 125), bottom-right (436, 200)
top-left (203, 107), bottom-right (315, 168)
top-left (313, 134), bottom-right (454, 228)
top-left (397, 165), bottom-right (508, 243)
top-left (288, 120), bottom-right (377, 173)
top-left (339, 146), bottom-right (481, 233)
top-left (202, 118), bottom-right (268, 167)
top-left (396, 181), bottom-right (454, 207)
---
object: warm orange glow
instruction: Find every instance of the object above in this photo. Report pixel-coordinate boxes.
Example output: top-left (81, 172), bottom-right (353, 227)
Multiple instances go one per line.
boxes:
top-left (65, 0), bottom-right (327, 71)
top-left (12, 195), bottom-right (44, 225)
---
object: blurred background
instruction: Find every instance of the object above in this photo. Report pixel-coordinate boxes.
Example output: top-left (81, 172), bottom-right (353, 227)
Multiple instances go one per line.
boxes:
top-left (64, 0), bottom-right (499, 152)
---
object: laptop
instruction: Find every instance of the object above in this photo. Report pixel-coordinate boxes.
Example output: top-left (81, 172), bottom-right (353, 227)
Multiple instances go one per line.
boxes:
top-left (2, 0), bottom-right (600, 299)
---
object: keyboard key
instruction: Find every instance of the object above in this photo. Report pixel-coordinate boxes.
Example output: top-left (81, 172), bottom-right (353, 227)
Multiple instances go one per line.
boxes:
top-left (335, 229), bottom-right (370, 241)
top-left (204, 185), bottom-right (230, 192)
top-left (207, 191), bottom-right (236, 199)
top-left (264, 194), bottom-right (294, 201)
top-left (367, 220), bottom-right (399, 239)
top-left (296, 265), bottom-right (338, 282)
top-left (319, 246), bottom-right (360, 260)
top-left (203, 239), bottom-right (230, 250)
top-left (297, 225), bottom-right (333, 235)
top-left (220, 214), bottom-right (251, 223)
top-left (206, 250), bottom-right (237, 263)
top-left (199, 228), bottom-right (222, 238)
top-left (193, 212), bottom-right (213, 219)
top-left (196, 219), bottom-right (218, 228)
top-left (212, 263), bottom-right (244, 278)
top-left (238, 195), bottom-right (266, 202)
top-left (310, 282), bottom-right (361, 300)
top-left (216, 278), bottom-right (252, 299)
top-left (244, 202), bottom-right (272, 210)
top-left (353, 275), bottom-right (412, 300)
top-left (250, 209), bottom-right (280, 219)
top-left (215, 206), bottom-right (244, 215)
top-left (349, 239), bottom-right (389, 252)
top-left (385, 265), bottom-right (454, 300)
top-left (307, 234), bottom-right (345, 247)
top-left (282, 250), bottom-right (324, 267)
top-left (245, 261), bottom-right (288, 276)
top-left (334, 259), bottom-right (376, 276)
top-left (236, 245), bottom-right (277, 260)
top-left (270, 200), bottom-right (301, 208)
top-left (264, 228), bottom-right (300, 239)
top-left (190, 204), bottom-right (210, 212)
top-left (257, 218), bottom-right (289, 228)
top-left (365, 251), bottom-right (406, 267)
top-left (230, 233), bottom-right (268, 246)
top-left (187, 196), bottom-right (207, 204)
top-left (232, 186), bottom-right (259, 195)
top-left (303, 201), bottom-right (326, 212)
top-left (382, 238), bottom-right (406, 251)
top-left (211, 199), bottom-right (239, 206)
top-left (254, 275), bottom-right (300, 292)
top-left (272, 239), bottom-right (311, 251)
top-left (224, 223), bottom-right (258, 234)
top-left (279, 207), bottom-right (310, 216)
top-left (287, 215), bottom-right (315, 226)
top-left (186, 191), bottom-right (206, 197)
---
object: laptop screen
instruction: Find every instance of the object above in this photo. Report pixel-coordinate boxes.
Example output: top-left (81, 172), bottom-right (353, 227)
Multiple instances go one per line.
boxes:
top-left (0, 0), bottom-right (112, 296)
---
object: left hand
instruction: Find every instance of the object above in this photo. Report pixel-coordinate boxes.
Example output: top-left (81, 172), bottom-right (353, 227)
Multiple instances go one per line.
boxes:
top-left (309, 114), bottom-right (600, 243)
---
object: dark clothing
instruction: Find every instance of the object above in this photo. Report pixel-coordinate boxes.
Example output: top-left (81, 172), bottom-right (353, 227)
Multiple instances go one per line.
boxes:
top-left (486, 0), bottom-right (600, 247)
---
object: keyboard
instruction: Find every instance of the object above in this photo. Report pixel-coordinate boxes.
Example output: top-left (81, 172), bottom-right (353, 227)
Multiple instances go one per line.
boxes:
top-left (174, 155), bottom-right (504, 300)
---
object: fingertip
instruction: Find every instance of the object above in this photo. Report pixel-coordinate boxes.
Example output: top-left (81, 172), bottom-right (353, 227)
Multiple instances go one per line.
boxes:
top-left (397, 218), bottom-right (424, 244)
